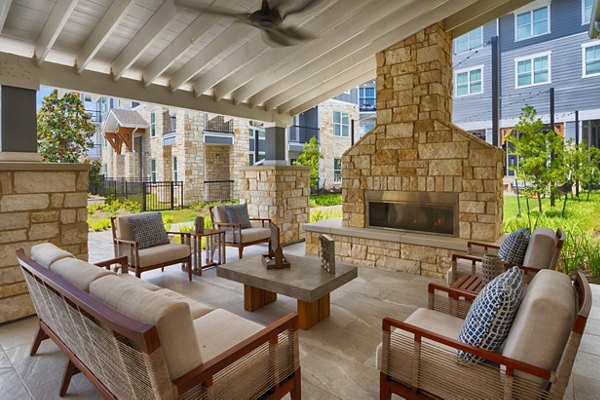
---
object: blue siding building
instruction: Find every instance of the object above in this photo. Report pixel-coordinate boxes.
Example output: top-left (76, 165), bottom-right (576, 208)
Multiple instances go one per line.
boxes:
top-left (452, 0), bottom-right (600, 162)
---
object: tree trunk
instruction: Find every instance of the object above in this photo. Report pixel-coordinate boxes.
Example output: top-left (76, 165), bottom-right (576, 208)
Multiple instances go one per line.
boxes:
top-left (537, 193), bottom-right (543, 214)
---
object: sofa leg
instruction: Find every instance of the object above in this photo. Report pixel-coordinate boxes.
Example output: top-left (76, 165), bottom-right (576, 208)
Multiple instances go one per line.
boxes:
top-left (238, 246), bottom-right (243, 259)
top-left (380, 372), bottom-right (392, 400)
top-left (59, 359), bottom-right (79, 397)
top-left (30, 325), bottom-right (48, 356)
top-left (187, 262), bottom-right (193, 281)
top-left (290, 368), bottom-right (301, 400)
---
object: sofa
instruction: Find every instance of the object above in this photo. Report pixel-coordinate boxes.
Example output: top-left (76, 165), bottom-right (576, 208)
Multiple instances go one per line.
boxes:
top-left (17, 243), bottom-right (301, 399)
top-left (378, 268), bottom-right (591, 400)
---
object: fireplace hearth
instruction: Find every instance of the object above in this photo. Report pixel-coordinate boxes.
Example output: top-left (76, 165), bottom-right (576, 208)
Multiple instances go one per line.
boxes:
top-left (366, 191), bottom-right (459, 237)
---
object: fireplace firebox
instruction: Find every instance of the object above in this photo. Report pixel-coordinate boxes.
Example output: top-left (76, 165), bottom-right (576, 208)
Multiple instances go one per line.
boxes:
top-left (366, 191), bottom-right (459, 237)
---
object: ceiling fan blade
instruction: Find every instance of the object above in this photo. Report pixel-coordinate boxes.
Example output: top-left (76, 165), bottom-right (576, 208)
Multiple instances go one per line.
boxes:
top-left (274, 26), bottom-right (313, 41)
top-left (282, 0), bottom-right (324, 18)
top-left (261, 29), bottom-right (297, 47)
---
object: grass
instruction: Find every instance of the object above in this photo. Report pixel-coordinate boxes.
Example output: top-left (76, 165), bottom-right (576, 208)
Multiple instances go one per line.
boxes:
top-left (310, 193), bottom-right (342, 207)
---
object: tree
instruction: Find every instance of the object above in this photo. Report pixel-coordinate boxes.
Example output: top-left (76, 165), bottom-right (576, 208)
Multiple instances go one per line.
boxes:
top-left (37, 90), bottom-right (95, 163)
top-left (293, 136), bottom-right (323, 190)
top-left (507, 105), bottom-right (564, 214)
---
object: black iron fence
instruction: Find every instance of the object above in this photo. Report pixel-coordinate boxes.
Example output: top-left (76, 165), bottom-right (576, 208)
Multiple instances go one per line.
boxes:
top-left (90, 177), bottom-right (183, 211)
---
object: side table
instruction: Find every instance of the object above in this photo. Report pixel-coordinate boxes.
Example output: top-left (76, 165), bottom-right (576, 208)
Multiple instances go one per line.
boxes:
top-left (188, 229), bottom-right (226, 276)
top-left (450, 274), bottom-right (485, 294)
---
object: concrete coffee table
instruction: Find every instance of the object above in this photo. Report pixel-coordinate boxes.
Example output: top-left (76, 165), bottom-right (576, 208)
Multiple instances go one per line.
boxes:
top-left (217, 254), bottom-right (358, 329)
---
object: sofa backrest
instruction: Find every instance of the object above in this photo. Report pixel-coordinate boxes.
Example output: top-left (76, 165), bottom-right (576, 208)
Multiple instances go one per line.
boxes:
top-left (112, 215), bottom-right (134, 241)
top-left (31, 243), bottom-right (73, 268)
top-left (521, 228), bottom-right (557, 269)
top-left (210, 205), bottom-right (227, 224)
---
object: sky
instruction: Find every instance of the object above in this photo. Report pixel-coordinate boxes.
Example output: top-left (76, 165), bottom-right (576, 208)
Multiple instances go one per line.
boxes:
top-left (36, 86), bottom-right (53, 111)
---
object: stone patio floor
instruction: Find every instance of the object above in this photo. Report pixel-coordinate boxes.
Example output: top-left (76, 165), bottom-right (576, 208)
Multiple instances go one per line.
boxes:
top-left (0, 230), bottom-right (599, 399)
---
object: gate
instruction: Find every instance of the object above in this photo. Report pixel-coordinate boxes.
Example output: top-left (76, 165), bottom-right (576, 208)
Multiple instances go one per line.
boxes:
top-left (142, 181), bottom-right (184, 211)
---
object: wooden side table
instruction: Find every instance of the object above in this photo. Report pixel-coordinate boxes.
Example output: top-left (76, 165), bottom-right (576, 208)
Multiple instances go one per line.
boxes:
top-left (451, 274), bottom-right (485, 294)
top-left (188, 229), bottom-right (226, 276)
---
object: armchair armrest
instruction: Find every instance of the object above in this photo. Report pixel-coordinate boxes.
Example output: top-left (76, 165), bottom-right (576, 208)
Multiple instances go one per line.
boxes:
top-left (427, 283), bottom-right (476, 318)
top-left (112, 238), bottom-right (139, 267)
top-left (166, 231), bottom-right (191, 245)
top-left (249, 218), bottom-right (271, 227)
top-left (467, 240), bottom-right (500, 256)
top-left (174, 313), bottom-right (299, 397)
top-left (94, 255), bottom-right (129, 274)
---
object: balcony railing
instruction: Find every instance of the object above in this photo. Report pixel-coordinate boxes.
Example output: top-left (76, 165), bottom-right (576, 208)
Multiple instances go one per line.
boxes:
top-left (288, 125), bottom-right (319, 144)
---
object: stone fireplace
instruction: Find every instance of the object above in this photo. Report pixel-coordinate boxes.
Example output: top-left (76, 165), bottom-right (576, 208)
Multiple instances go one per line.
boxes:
top-left (304, 22), bottom-right (504, 278)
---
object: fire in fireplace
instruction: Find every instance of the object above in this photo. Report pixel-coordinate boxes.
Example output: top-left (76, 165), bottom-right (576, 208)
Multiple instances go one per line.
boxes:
top-left (366, 191), bottom-right (459, 237)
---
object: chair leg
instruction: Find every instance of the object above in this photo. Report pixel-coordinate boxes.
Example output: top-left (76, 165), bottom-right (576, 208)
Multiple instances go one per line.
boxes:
top-left (290, 368), bottom-right (302, 400)
top-left (380, 372), bottom-right (392, 400)
top-left (135, 269), bottom-right (141, 278)
top-left (59, 359), bottom-right (79, 397)
top-left (187, 261), bottom-right (193, 281)
top-left (30, 325), bottom-right (48, 356)
top-left (238, 244), bottom-right (243, 259)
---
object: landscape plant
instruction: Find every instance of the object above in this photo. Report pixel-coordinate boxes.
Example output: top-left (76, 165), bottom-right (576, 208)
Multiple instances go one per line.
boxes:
top-left (37, 90), bottom-right (96, 163)
top-left (293, 136), bottom-right (324, 190)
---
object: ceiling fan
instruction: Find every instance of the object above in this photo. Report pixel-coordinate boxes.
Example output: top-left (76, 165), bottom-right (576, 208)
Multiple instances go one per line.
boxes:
top-left (176, 0), bottom-right (322, 47)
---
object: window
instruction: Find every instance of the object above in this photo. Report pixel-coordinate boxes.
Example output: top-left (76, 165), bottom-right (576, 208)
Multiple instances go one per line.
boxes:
top-left (333, 111), bottom-right (349, 137)
top-left (131, 101), bottom-right (140, 108)
top-left (455, 66), bottom-right (483, 96)
top-left (516, 53), bottom-right (550, 87)
top-left (172, 156), bottom-right (178, 182)
top-left (170, 115), bottom-right (177, 132)
top-left (150, 111), bottom-right (156, 137)
top-left (454, 27), bottom-right (483, 53)
top-left (333, 158), bottom-right (342, 183)
top-left (150, 159), bottom-right (157, 182)
top-left (359, 87), bottom-right (376, 110)
top-left (515, 6), bottom-right (549, 40)
top-left (583, 43), bottom-right (600, 77)
top-left (583, 0), bottom-right (593, 24)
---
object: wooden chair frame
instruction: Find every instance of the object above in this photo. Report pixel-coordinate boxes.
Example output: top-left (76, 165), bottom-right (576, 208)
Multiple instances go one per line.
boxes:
top-left (209, 206), bottom-right (271, 259)
top-left (17, 249), bottom-right (302, 399)
top-left (110, 216), bottom-right (193, 281)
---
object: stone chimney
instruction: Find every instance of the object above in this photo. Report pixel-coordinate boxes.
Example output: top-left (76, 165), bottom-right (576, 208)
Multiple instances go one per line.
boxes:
top-left (342, 22), bottom-right (504, 242)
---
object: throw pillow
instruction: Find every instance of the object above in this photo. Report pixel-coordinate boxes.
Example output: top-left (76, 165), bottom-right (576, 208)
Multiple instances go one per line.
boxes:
top-left (127, 213), bottom-right (170, 249)
top-left (224, 204), bottom-right (252, 229)
top-left (457, 266), bottom-right (524, 363)
top-left (498, 228), bottom-right (530, 265)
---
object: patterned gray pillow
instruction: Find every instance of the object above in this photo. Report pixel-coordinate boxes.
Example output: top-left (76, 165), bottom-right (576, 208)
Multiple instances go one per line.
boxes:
top-left (498, 228), bottom-right (530, 265)
top-left (224, 204), bottom-right (252, 229)
top-left (128, 213), bottom-right (170, 249)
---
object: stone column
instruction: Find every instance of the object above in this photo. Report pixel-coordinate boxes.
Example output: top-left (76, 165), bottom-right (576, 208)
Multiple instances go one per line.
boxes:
top-left (0, 163), bottom-right (89, 323)
top-left (239, 166), bottom-right (310, 244)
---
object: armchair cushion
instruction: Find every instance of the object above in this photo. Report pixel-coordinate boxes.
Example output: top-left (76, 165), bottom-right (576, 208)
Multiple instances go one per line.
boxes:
top-left (501, 269), bottom-right (576, 383)
top-left (127, 213), bottom-right (170, 249)
top-left (225, 227), bottom-right (271, 244)
top-left (50, 257), bottom-right (115, 292)
top-left (212, 205), bottom-right (228, 224)
top-left (31, 243), bottom-right (73, 269)
top-left (224, 204), bottom-right (252, 228)
top-left (457, 267), bottom-right (524, 362)
top-left (522, 227), bottom-right (557, 269)
top-left (137, 243), bottom-right (190, 268)
top-left (498, 228), bottom-right (530, 265)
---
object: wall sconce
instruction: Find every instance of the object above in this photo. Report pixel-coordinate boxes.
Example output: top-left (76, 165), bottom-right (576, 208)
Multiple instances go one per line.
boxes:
top-left (215, 154), bottom-right (221, 159)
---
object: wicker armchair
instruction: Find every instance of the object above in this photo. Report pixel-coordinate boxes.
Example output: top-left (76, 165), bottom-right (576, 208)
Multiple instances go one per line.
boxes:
top-left (378, 270), bottom-right (591, 400)
top-left (110, 214), bottom-right (193, 281)
top-left (448, 227), bottom-right (565, 285)
top-left (209, 205), bottom-right (271, 259)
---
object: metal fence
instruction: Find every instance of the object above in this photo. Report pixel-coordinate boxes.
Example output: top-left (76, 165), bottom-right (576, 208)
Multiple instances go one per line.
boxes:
top-left (90, 177), bottom-right (183, 211)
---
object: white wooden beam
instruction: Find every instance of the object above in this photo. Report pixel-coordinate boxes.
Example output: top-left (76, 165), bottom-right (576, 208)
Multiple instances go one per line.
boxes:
top-left (289, 69), bottom-right (376, 116)
top-left (231, 0), bottom-right (416, 105)
top-left (444, 0), bottom-right (533, 37)
top-left (34, 0), bottom-right (79, 65)
top-left (110, 0), bottom-right (177, 81)
top-left (284, 0), bottom-right (481, 115)
top-left (76, 0), bottom-right (134, 74)
top-left (279, 60), bottom-right (375, 113)
top-left (143, 0), bottom-right (246, 87)
top-left (212, 0), bottom-right (361, 101)
top-left (169, 23), bottom-right (253, 92)
top-left (0, 0), bottom-right (13, 34)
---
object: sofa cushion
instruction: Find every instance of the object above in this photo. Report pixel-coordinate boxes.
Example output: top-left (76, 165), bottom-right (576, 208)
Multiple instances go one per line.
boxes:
top-left (501, 269), bottom-right (576, 383)
top-left (457, 267), bottom-right (524, 362)
top-left (224, 204), bottom-right (252, 229)
top-left (155, 288), bottom-right (213, 319)
top-left (225, 227), bottom-right (271, 244)
top-left (31, 243), bottom-right (73, 269)
top-left (522, 228), bottom-right (557, 269)
top-left (90, 275), bottom-right (202, 380)
top-left (127, 213), bottom-right (170, 249)
top-left (118, 273), bottom-right (161, 291)
top-left (498, 228), bottom-right (530, 265)
top-left (138, 243), bottom-right (190, 268)
top-left (193, 309), bottom-right (263, 361)
top-left (50, 258), bottom-right (115, 292)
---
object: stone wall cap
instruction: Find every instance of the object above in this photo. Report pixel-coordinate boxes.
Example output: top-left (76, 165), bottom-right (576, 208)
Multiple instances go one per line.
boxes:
top-left (304, 219), bottom-right (469, 251)
top-left (240, 165), bottom-right (311, 171)
top-left (0, 162), bottom-right (89, 172)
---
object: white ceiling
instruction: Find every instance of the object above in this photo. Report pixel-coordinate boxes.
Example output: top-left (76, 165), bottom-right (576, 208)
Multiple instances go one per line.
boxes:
top-left (0, 0), bottom-right (532, 123)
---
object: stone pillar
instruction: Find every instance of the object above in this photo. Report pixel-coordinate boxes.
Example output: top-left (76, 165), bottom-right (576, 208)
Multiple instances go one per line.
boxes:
top-left (0, 163), bottom-right (89, 323)
top-left (239, 166), bottom-right (310, 244)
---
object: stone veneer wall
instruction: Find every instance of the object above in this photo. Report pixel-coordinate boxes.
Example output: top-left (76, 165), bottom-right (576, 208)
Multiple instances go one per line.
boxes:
top-left (318, 100), bottom-right (358, 189)
top-left (204, 145), bottom-right (231, 202)
top-left (342, 22), bottom-right (504, 243)
top-left (239, 166), bottom-right (310, 244)
top-left (0, 163), bottom-right (89, 323)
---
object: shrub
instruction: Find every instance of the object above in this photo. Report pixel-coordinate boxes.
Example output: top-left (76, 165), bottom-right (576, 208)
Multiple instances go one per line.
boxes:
top-left (89, 219), bottom-right (111, 231)
top-left (310, 193), bottom-right (342, 207)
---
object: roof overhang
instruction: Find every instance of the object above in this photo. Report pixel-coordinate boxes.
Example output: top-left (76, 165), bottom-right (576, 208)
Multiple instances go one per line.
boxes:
top-left (0, 0), bottom-right (534, 121)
